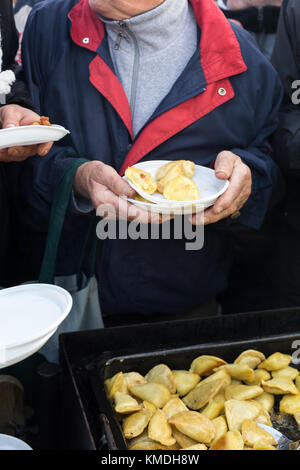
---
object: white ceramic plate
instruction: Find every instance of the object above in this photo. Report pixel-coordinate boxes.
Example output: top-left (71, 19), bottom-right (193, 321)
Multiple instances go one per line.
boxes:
top-left (123, 160), bottom-right (229, 215)
top-left (0, 434), bottom-right (32, 450)
top-left (0, 124), bottom-right (69, 149)
top-left (0, 284), bottom-right (72, 367)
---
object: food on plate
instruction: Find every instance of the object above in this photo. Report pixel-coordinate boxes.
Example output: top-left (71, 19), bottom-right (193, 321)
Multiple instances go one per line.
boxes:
top-left (128, 382), bottom-right (170, 408)
top-left (172, 370), bottom-right (200, 397)
top-left (258, 352), bottom-right (292, 371)
top-left (133, 194), bottom-right (154, 203)
top-left (148, 409), bottom-right (176, 446)
top-left (114, 392), bottom-right (141, 414)
top-left (145, 364), bottom-right (177, 394)
top-left (168, 410), bottom-right (215, 444)
top-left (157, 162), bottom-right (186, 194)
top-left (210, 430), bottom-right (244, 450)
top-left (163, 175), bottom-right (200, 201)
top-left (156, 160), bottom-right (195, 181)
top-left (123, 409), bottom-right (152, 439)
top-left (241, 419), bottom-right (277, 448)
top-left (105, 348), bottom-right (300, 450)
top-left (190, 355), bottom-right (227, 376)
top-left (125, 167), bottom-right (157, 194)
top-left (31, 116), bottom-right (51, 126)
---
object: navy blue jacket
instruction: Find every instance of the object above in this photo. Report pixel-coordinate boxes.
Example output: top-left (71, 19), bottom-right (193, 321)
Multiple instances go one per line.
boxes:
top-left (9, 0), bottom-right (283, 316)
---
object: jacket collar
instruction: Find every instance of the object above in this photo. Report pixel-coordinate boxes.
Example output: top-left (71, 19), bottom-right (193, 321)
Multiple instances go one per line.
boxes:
top-left (68, 0), bottom-right (247, 83)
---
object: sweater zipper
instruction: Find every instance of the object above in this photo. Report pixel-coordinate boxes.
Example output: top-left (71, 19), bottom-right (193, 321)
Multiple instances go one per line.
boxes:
top-left (114, 21), bottom-right (140, 126)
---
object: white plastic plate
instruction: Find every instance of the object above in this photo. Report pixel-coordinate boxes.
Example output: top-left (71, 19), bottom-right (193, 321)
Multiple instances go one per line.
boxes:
top-left (123, 160), bottom-right (229, 215)
top-left (0, 434), bottom-right (32, 450)
top-left (0, 124), bottom-right (69, 149)
top-left (0, 284), bottom-right (72, 368)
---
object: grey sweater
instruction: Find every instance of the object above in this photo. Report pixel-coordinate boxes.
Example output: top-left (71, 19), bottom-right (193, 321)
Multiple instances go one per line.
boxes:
top-left (100, 0), bottom-right (198, 137)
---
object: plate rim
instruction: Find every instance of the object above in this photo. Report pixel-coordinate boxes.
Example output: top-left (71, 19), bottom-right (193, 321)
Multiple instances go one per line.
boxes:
top-left (0, 284), bottom-right (72, 349)
top-left (123, 160), bottom-right (229, 206)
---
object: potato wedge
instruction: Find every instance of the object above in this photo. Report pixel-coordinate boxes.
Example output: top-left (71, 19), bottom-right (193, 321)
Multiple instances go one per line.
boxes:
top-left (262, 378), bottom-right (299, 395)
top-left (169, 411), bottom-right (215, 444)
top-left (105, 372), bottom-right (127, 399)
top-left (225, 399), bottom-right (261, 431)
top-left (182, 378), bottom-right (225, 410)
top-left (234, 350), bottom-right (265, 369)
top-left (272, 366), bottom-right (299, 381)
top-left (125, 167), bottom-right (157, 194)
top-left (148, 410), bottom-right (176, 447)
top-left (145, 364), bottom-right (176, 394)
top-left (210, 430), bottom-right (244, 450)
top-left (241, 419), bottom-right (277, 447)
top-left (222, 364), bottom-right (255, 383)
top-left (181, 444), bottom-right (207, 450)
top-left (129, 383), bottom-right (170, 408)
top-left (258, 353), bottom-right (292, 371)
top-left (190, 355), bottom-right (227, 376)
top-left (279, 394), bottom-right (300, 415)
top-left (123, 372), bottom-right (147, 389)
top-left (162, 396), bottom-right (188, 419)
top-left (114, 392), bottom-right (141, 414)
top-left (245, 369), bottom-right (271, 385)
top-left (123, 409), bottom-right (152, 439)
top-left (211, 416), bottom-right (228, 445)
top-left (171, 426), bottom-right (198, 448)
top-left (201, 393), bottom-right (226, 420)
top-left (172, 370), bottom-right (200, 396)
top-left (254, 392), bottom-right (275, 413)
top-left (225, 384), bottom-right (263, 401)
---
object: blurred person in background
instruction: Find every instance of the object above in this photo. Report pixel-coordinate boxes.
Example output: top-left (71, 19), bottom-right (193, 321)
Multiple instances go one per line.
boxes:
top-left (217, 0), bottom-right (282, 60)
top-left (0, 0), bottom-right (52, 286)
top-left (266, 0), bottom-right (300, 308)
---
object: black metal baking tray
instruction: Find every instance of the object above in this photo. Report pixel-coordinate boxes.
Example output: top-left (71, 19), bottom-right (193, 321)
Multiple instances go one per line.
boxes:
top-left (60, 307), bottom-right (300, 450)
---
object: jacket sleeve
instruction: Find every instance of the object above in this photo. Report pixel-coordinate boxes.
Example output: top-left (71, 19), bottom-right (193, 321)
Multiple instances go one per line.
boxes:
top-left (271, 0), bottom-right (300, 176)
top-left (11, 7), bottom-right (90, 230)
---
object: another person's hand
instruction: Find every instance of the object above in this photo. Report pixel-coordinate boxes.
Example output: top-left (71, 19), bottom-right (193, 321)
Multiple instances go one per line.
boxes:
top-left (0, 104), bottom-right (53, 162)
top-left (74, 161), bottom-right (162, 224)
top-left (191, 151), bottom-right (252, 225)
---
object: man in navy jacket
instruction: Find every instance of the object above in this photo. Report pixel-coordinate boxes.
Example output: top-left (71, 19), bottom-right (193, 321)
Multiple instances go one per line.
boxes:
top-left (11, 0), bottom-right (283, 320)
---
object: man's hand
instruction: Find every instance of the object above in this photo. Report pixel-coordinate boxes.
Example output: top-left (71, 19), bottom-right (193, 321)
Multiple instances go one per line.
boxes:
top-left (191, 151), bottom-right (252, 225)
top-left (74, 161), bottom-right (162, 224)
top-left (0, 104), bottom-right (53, 162)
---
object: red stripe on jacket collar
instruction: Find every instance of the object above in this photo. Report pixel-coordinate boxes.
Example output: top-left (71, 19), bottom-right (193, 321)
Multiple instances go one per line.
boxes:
top-left (68, 0), bottom-right (247, 81)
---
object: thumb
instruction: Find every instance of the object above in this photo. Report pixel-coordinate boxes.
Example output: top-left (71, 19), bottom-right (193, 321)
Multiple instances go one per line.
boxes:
top-left (1, 106), bottom-right (21, 129)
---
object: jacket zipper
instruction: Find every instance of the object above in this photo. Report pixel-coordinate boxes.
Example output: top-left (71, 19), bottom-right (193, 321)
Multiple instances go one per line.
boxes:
top-left (114, 21), bottom-right (140, 128)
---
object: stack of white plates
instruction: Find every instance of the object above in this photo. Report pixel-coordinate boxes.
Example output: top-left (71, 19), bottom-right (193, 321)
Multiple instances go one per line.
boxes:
top-left (123, 160), bottom-right (229, 215)
top-left (0, 284), bottom-right (72, 368)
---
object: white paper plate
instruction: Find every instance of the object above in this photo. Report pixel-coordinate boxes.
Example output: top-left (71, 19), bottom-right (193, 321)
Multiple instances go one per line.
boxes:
top-left (123, 160), bottom-right (229, 215)
top-left (0, 124), bottom-right (69, 149)
top-left (0, 434), bottom-right (32, 450)
top-left (0, 284), bottom-right (72, 367)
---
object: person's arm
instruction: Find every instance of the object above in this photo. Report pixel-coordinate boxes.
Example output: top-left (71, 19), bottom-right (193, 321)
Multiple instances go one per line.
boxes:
top-left (271, 0), bottom-right (300, 176)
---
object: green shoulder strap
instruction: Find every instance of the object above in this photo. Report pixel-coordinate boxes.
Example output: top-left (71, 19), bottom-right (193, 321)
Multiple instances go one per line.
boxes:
top-left (38, 158), bottom-right (89, 284)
